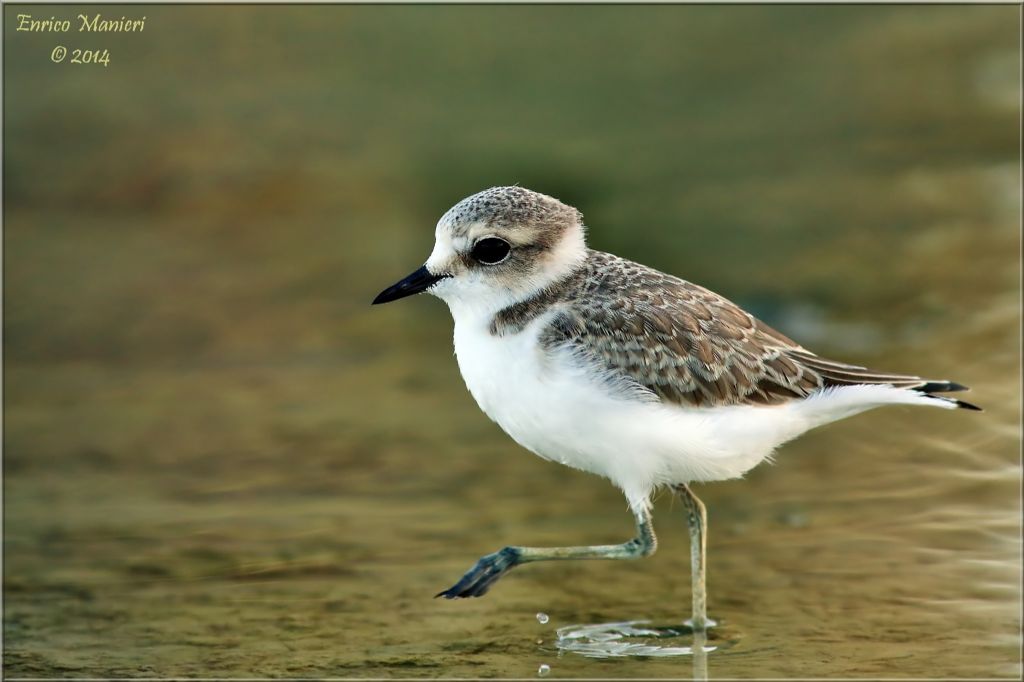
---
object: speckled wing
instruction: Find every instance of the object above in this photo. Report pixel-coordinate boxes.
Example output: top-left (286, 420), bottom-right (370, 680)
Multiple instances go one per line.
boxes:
top-left (543, 252), bottom-right (950, 408)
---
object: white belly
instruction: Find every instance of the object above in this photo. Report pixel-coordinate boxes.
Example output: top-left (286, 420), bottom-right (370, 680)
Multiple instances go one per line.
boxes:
top-left (451, 315), bottom-right (778, 510)
top-left (450, 314), bottom-right (936, 511)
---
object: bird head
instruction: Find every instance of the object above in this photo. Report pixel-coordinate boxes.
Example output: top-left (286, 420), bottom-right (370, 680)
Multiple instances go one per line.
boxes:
top-left (373, 187), bottom-right (587, 315)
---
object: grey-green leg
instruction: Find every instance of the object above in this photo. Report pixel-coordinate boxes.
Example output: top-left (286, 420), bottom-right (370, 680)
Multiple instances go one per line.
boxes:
top-left (692, 629), bottom-right (710, 681)
top-left (437, 506), bottom-right (657, 598)
top-left (675, 482), bottom-right (709, 631)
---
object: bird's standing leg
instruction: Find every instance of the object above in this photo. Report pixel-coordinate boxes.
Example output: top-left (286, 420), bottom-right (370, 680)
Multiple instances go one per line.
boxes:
top-left (437, 505), bottom-right (657, 598)
top-left (675, 482), bottom-right (710, 631)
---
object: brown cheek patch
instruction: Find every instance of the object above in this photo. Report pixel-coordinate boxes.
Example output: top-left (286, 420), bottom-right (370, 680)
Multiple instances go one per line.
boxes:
top-left (503, 252), bottom-right (536, 278)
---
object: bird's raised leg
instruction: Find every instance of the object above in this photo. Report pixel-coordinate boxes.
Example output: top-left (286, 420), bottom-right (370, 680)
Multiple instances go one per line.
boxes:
top-left (436, 506), bottom-right (657, 599)
top-left (675, 482), bottom-right (711, 631)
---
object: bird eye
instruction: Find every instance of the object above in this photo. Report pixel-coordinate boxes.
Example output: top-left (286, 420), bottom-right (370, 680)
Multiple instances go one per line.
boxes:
top-left (471, 237), bottom-right (511, 265)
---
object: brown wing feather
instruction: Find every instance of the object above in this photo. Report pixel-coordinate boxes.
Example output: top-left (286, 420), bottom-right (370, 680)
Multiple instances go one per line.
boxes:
top-left (783, 349), bottom-right (943, 390)
top-left (520, 251), bottom-right (965, 408)
top-left (542, 251), bottom-right (825, 407)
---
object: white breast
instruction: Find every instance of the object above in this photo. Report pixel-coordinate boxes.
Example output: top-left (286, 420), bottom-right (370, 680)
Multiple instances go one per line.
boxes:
top-left (452, 311), bottom-right (616, 463)
top-left (453, 312), bottom-right (573, 453)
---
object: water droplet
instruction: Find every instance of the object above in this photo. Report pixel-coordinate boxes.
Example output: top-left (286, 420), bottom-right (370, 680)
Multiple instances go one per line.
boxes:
top-left (536, 612), bottom-right (549, 624)
top-left (536, 638), bottom-right (543, 645)
top-left (537, 663), bottom-right (551, 677)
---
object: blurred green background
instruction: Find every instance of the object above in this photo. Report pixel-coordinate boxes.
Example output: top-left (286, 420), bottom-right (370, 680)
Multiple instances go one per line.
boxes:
top-left (4, 4), bottom-right (1020, 678)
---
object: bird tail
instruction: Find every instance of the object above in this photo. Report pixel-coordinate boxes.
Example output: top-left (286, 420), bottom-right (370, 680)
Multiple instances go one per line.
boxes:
top-left (910, 380), bottom-right (982, 411)
top-left (785, 350), bottom-right (982, 411)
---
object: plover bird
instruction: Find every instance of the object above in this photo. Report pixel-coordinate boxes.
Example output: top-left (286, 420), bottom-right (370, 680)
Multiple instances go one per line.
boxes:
top-left (372, 186), bottom-right (979, 629)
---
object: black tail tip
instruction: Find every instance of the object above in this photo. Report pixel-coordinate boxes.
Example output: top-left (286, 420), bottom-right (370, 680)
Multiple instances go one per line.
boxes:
top-left (923, 392), bottom-right (981, 410)
top-left (918, 380), bottom-right (970, 394)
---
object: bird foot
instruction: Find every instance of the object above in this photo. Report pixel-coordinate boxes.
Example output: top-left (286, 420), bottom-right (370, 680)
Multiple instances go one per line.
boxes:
top-left (435, 547), bottom-right (521, 598)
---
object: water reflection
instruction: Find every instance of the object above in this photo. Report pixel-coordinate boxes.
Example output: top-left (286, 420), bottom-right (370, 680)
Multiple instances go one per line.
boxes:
top-left (552, 620), bottom-right (719, 678)
top-left (557, 614), bottom-right (716, 655)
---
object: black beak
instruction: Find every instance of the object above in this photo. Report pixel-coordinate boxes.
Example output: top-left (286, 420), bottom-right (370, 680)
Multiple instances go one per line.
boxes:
top-left (372, 265), bottom-right (448, 305)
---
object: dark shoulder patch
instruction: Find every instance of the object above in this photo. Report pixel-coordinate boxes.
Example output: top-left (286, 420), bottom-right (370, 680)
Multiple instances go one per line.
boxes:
top-left (490, 267), bottom-right (588, 337)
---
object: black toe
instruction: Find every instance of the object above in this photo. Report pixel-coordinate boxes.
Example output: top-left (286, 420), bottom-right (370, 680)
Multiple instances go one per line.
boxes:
top-left (435, 547), bottom-right (521, 599)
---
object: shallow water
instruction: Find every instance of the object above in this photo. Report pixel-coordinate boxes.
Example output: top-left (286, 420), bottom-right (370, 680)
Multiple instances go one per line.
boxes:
top-left (4, 4), bottom-right (1021, 678)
